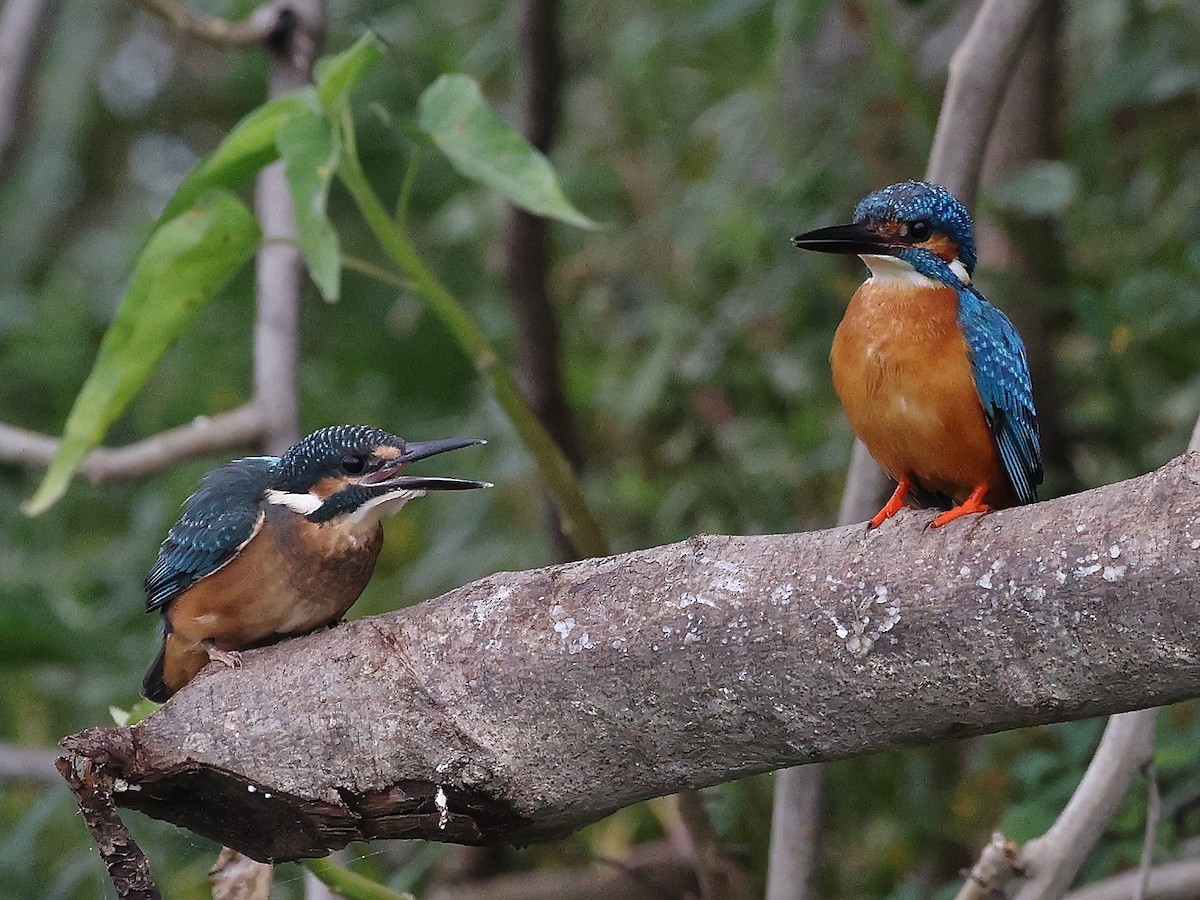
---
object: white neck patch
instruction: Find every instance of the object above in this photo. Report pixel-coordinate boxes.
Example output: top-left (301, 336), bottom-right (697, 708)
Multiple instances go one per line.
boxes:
top-left (860, 254), bottom-right (971, 287)
top-left (264, 488), bottom-right (323, 515)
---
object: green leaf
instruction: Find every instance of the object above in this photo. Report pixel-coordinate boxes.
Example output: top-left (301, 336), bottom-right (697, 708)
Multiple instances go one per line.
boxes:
top-left (159, 93), bottom-right (309, 223)
top-left (278, 109), bottom-right (342, 301)
top-left (315, 32), bottom-right (385, 113)
top-left (24, 190), bottom-right (259, 515)
top-left (417, 74), bottom-right (597, 229)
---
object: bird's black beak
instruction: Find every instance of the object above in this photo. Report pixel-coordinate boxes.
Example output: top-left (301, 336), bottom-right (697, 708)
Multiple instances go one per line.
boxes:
top-left (791, 222), bottom-right (896, 256)
top-left (359, 438), bottom-right (491, 491)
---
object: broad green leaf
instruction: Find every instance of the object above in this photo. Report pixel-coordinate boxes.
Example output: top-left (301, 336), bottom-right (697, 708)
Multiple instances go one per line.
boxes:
top-left (315, 32), bottom-right (385, 113)
top-left (417, 75), bottom-right (597, 229)
top-left (278, 109), bottom-right (342, 301)
top-left (24, 190), bottom-right (259, 515)
top-left (159, 92), bottom-right (310, 223)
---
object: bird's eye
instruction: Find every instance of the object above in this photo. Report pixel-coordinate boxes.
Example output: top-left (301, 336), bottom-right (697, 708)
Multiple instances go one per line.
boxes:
top-left (908, 219), bottom-right (932, 241)
top-left (340, 454), bottom-right (367, 475)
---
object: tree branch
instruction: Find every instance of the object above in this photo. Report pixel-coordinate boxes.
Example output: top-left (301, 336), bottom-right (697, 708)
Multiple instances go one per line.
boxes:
top-left (57, 454), bottom-right (1200, 863)
top-left (0, 0), bottom-right (61, 179)
top-left (127, 0), bottom-right (269, 46)
top-left (927, 0), bottom-right (1046, 208)
top-left (1015, 709), bottom-right (1158, 899)
top-left (0, 741), bottom-right (60, 784)
top-left (1065, 858), bottom-right (1200, 900)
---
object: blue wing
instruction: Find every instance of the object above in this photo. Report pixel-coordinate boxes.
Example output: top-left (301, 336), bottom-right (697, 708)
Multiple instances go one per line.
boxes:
top-left (144, 458), bottom-right (275, 612)
top-left (957, 287), bottom-right (1044, 505)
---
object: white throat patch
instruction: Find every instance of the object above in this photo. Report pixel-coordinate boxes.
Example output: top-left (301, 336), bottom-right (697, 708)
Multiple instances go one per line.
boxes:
top-left (345, 489), bottom-right (424, 527)
top-left (860, 254), bottom-right (971, 287)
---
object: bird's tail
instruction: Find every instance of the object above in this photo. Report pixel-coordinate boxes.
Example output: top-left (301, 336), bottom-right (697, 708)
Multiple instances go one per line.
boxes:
top-left (141, 639), bottom-right (172, 703)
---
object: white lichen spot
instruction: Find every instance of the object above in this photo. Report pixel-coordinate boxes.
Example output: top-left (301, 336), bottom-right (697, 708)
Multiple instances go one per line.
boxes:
top-left (471, 585), bottom-right (513, 627)
top-left (1191, 539), bottom-right (1200, 550)
top-left (1055, 571), bottom-right (1068, 585)
top-left (1102, 565), bottom-right (1127, 582)
top-left (1109, 545), bottom-right (1121, 559)
top-left (247, 785), bottom-right (257, 793)
top-left (874, 585), bottom-right (889, 602)
top-left (713, 576), bottom-right (747, 594)
top-left (714, 559), bottom-right (741, 574)
top-left (959, 566), bottom-right (971, 577)
top-left (1076, 523), bottom-right (1087, 533)
top-left (435, 786), bottom-right (449, 830)
top-left (1075, 564), bottom-right (1103, 577)
top-left (1025, 586), bottom-right (1047, 602)
top-left (684, 630), bottom-right (700, 645)
top-left (553, 618), bottom-right (576, 639)
top-left (772, 584), bottom-right (794, 605)
top-left (976, 572), bottom-right (994, 590)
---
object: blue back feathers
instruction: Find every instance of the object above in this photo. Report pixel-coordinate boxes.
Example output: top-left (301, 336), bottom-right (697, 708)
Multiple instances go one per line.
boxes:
top-left (144, 456), bottom-right (276, 612)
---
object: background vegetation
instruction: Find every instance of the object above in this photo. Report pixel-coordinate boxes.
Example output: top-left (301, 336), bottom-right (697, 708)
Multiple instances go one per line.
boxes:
top-left (1, 0), bottom-right (1198, 897)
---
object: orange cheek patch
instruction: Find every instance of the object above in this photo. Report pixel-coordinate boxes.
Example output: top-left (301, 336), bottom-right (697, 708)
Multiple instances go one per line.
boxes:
top-left (920, 233), bottom-right (959, 262)
top-left (310, 475), bottom-right (343, 500)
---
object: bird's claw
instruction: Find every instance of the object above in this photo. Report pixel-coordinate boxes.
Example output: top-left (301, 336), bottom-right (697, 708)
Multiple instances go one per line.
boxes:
top-left (202, 640), bottom-right (243, 669)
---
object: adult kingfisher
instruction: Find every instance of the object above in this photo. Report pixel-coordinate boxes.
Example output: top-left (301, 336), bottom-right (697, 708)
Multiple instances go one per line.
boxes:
top-left (141, 424), bottom-right (490, 701)
top-left (792, 180), bottom-right (1043, 528)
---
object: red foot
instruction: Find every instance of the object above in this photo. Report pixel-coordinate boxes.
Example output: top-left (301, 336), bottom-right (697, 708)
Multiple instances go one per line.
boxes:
top-left (932, 483), bottom-right (991, 528)
top-left (868, 476), bottom-right (912, 529)
top-left (202, 640), bottom-right (243, 669)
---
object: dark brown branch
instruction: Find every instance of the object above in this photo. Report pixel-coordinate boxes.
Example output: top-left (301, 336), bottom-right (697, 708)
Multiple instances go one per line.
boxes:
top-left (57, 454), bottom-right (1200, 862)
top-left (502, 0), bottom-right (581, 561)
top-left (0, 0), bottom-right (61, 179)
top-left (56, 742), bottom-right (160, 900)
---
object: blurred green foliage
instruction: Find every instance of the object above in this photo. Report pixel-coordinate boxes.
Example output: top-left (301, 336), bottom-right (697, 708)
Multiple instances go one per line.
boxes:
top-left (0, 0), bottom-right (1198, 897)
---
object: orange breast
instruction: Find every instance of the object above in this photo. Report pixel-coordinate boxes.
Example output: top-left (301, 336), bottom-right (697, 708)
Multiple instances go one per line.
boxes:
top-left (160, 505), bottom-right (384, 691)
top-left (830, 281), bottom-right (1014, 506)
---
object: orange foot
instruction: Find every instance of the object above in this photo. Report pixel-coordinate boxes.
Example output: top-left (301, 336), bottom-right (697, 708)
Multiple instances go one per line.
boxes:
top-left (932, 483), bottom-right (991, 528)
top-left (869, 476), bottom-right (912, 529)
top-left (201, 639), bottom-right (243, 669)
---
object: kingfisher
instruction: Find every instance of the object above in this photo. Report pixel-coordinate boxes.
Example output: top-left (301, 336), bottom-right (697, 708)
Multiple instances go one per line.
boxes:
top-left (141, 424), bottom-right (490, 701)
top-left (792, 180), bottom-right (1042, 528)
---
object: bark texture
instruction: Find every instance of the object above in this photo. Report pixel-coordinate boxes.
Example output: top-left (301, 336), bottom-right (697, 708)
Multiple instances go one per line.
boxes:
top-left (60, 454), bottom-right (1200, 863)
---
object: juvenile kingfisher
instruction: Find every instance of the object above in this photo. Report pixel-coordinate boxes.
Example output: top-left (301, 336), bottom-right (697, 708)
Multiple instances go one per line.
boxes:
top-left (792, 180), bottom-right (1043, 528)
top-left (141, 424), bottom-right (490, 701)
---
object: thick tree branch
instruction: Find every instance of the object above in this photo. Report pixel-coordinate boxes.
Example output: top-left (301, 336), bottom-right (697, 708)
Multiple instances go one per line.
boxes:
top-left (58, 454), bottom-right (1200, 862)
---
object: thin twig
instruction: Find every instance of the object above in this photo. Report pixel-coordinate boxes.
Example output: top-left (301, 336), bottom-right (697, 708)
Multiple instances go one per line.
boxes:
top-left (128, 0), bottom-right (268, 46)
top-left (0, 0), bottom-right (61, 178)
top-left (0, 742), bottom-right (60, 784)
top-left (953, 832), bottom-right (1022, 900)
top-left (1065, 858), bottom-right (1200, 900)
top-left (0, 406), bottom-right (264, 481)
top-left (1134, 763), bottom-right (1162, 900)
top-left (672, 790), bottom-right (735, 900)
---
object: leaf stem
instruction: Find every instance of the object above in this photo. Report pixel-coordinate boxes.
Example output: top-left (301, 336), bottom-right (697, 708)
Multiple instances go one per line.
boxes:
top-left (300, 857), bottom-right (415, 900)
top-left (336, 113), bottom-right (609, 558)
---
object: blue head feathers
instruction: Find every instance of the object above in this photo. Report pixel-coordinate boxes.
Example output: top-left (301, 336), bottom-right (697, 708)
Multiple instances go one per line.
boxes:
top-left (852, 180), bottom-right (978, 275)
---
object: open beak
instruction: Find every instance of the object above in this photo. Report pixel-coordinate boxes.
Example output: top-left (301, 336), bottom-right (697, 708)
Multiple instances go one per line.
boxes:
top-left (359, 438), bottom-right (491, 491)
top-left (791, 222), bottom-right (897, 256)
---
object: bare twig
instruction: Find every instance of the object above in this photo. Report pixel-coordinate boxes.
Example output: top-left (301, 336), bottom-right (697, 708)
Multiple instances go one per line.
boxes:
top-left (0, 406), bottom-right (264, 481)
top-left (209, 848), bottom-right (272, 900)
top-left (672, 790), bottom-right (736, 900)
top-left (0, 742), bottom-right (60, 784)
top-left (953, 832), bottom-right (1022, 900)
top-left (1135, 763), bottom-right (1162, 900)
top-left (0, 0), bottom-right (61, 178)
top-left (927, 0), bottom-right (1046, 206)
top-left (765, 764), bottom-right (824, 900)
top-left (1065, 858), bottom-right (1200, 900)
top-left (56, 745), bottom-right (160, 900)
top-left (1015, 709), bottom-right (1159, 900)
top-left (127, 0), bottom-right (268, 46)
top-left (503, 0), bottom-right (581, 562)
